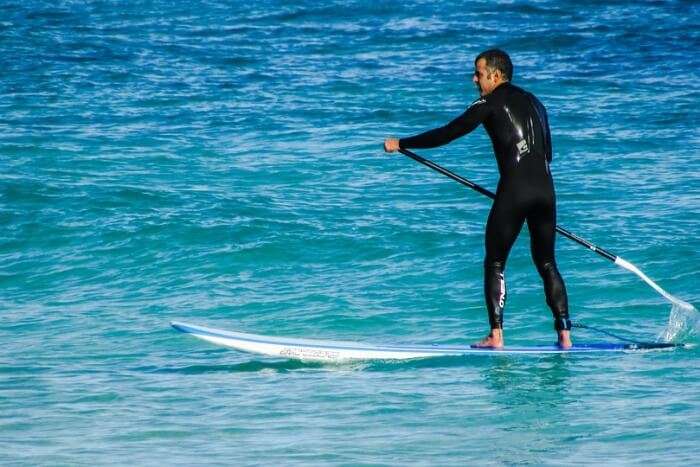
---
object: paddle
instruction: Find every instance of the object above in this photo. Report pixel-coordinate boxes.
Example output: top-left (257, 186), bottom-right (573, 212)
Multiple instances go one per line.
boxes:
top-left (397, 147), bottom-right (693, 312)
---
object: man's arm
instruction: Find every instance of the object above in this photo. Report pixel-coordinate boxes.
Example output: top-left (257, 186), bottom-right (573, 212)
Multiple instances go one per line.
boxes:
top-left (531, 95), bottom-right (552, 162)
top-left (384, 99), bottom-right (491, 152)
top-left (542, 106), bottom-right (552, 163)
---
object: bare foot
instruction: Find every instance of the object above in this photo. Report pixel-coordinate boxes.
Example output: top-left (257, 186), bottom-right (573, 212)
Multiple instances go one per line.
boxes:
top-left (558, 330), bottom-right (572, 349)
top-left (472, 329), bottom-right (504, 349)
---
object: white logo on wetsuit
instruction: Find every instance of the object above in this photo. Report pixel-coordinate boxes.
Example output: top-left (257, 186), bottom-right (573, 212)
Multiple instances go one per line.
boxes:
top-left (516, 139), bottom-right (529, 161)
top-left (498, 272), bottom-right (506, 308)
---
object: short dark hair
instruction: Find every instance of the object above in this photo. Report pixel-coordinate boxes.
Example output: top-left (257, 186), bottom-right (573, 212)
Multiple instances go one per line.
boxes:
top-left (475, 49), bottom-right (513, 81)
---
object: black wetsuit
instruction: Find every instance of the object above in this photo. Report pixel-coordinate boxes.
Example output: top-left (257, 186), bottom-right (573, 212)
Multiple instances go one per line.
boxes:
top-left (399, 82), bottom-right (571, 331)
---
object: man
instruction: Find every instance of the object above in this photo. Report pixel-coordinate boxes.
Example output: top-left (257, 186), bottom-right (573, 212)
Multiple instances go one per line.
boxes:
top-left (384, 49), bottom-right (572, 348)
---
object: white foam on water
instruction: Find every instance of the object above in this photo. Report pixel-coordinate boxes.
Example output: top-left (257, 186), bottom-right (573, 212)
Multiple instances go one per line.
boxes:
top-left (658, 301), bottom-right (700, 343)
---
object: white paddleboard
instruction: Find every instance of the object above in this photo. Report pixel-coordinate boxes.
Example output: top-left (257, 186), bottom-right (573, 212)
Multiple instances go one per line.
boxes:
top-left (171, 321), bottom-right (680, 362)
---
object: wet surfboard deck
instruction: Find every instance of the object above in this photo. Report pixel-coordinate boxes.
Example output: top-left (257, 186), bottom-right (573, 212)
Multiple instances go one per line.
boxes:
top-left (171, 321), bottom-right (683, 362)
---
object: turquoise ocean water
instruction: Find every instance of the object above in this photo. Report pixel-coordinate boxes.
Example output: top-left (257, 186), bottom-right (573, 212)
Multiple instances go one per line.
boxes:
top-left (2, 1), bottom-right (699, 464)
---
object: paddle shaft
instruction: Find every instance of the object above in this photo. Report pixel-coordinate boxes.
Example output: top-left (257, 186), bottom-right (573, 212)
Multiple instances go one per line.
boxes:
top-left (398, 147), bottom-right (617, 262)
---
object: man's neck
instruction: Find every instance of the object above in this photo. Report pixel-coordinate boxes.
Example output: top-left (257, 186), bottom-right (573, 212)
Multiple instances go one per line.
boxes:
top-left (484, 81), bottom-right (509, 97)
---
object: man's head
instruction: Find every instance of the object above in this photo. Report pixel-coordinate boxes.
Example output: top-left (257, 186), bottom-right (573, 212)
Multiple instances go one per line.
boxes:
top-left (473, 49), bottom-right (512, 96)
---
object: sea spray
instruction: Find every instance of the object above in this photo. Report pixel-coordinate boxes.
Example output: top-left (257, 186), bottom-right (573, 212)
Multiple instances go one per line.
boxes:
top-left (659, 302), bottom-right (700, 343)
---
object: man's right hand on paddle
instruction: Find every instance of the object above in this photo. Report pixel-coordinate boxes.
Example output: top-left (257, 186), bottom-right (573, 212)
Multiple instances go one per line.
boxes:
top-left (384, 138), bottom-right (400, 153)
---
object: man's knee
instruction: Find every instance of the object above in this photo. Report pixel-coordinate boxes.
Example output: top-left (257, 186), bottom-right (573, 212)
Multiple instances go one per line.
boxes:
top-left (484, 258), bottom-right (506, 271)
top-left (535, 260), bottom-right (556, 277)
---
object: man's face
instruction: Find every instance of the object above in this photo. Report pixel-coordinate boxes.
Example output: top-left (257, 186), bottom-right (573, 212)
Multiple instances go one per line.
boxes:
top-left (473, 58), bottom-right (499, 96)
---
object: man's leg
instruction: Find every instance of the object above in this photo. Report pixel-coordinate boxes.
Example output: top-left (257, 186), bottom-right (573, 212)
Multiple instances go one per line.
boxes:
top-left (527, 202), bottom-right (572, 348)
top-left (474, 193), bottom-right (525, 348)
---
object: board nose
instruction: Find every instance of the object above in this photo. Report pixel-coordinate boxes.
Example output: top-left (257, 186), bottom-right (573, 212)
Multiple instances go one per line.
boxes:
top-left (171, 321), bottom-right (190, 333)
